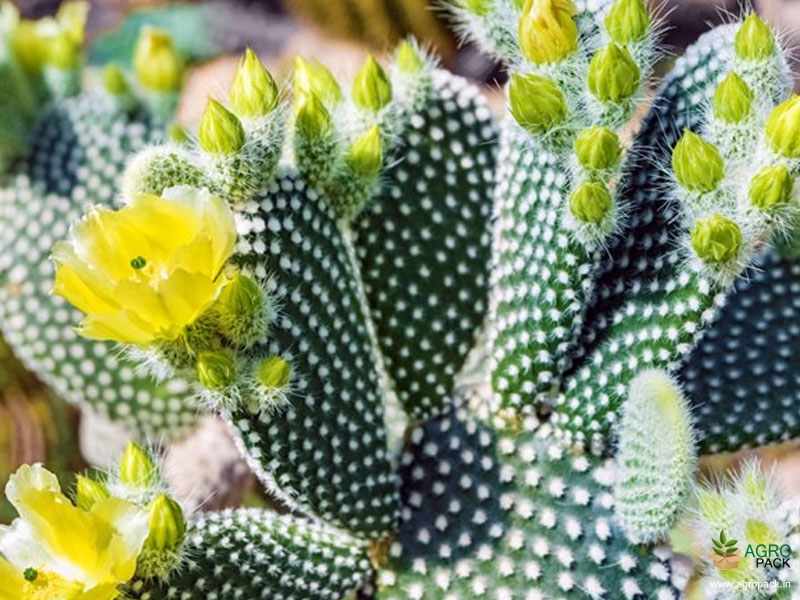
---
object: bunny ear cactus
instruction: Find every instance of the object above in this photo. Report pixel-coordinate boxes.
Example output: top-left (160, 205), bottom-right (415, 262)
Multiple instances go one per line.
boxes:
top-left (0, 3), bottom-right (199, 441)
top-left (3, 1), bottom-right (800, 600)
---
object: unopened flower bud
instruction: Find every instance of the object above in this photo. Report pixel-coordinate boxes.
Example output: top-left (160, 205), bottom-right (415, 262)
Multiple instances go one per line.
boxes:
top-left (765, 96), bottom-right (800, 159)
top-left (672, 129), bottom-right (725, 193)
top-left (256, 355), bottom-right (292, 390)
top-left (604, 0), bottom-right (650, 43)
top-left (196, 350), bottom-right (237, 391)
top-left (145, 494), bottom-right (186, 552)
top-left (347, 126), bottom-right (383, 177)
top-left (749, 164), bottom-right (794, 210)
top-left (230, 48), bottom-right (279, 118)
top-left (293, 57), bottom-right (342, 105)
top-left (464, 0), bottom-right (491, 15)
top-left (198, 98), bottom-right (246, 155)
top-left (508, 72), bottom-right (567, 135)
top-left (712, 72), bottom-right (753, 124)
top-left (217, 273), bottom-right (264, 323)
top-left (294, 92), bottom-right (332, 139)
top-left (518, 0), bottom-right (579, 64)
top-left (352, 55), bottom-right (392, 112)
top-left (133, 27), bottom-right (183, 93)
top-left (396, 40), bottom-right (425, 73)
top-left (75, 476), bottom-right (110, 511)
top-left (569, 181), bottom-right (613, 224)
top-left (102, 62), bottom-right (129, 96)
top-left (574, 126), bottom-right (622, 171)
top-left (587, 43), bottom-right (640, 103)
top-left (42, 30), bottom-right (80, 69)
top-left (691, 214), bottom-right (742, 264)
top-left (119, 442), bottom-right (158, 489)
top-left (735, 14), bottom-right (775, 61)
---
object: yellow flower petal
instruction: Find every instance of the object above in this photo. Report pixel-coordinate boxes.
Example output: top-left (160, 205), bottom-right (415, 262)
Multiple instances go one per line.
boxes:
top-left (78, 311), bottom-right (163, 345)
top-left (0, 557), bottom-right (25, 600)
top-left (90, 498), bottom-right (149, 582)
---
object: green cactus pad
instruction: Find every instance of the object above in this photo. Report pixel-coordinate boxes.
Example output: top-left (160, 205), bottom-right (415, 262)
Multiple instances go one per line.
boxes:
top-left (353, 70), bottom-right (497, 420)
top-left (125, 508), bottom-right (373, 600)
top-left (554, 26), bottom-right (740, 451)
top-left (682, 253), bottom-right (800, 454)
top-left (0, 90), bottom-right (199, 440)
top-left (24, 93), bottom-right (161, 203)
top-left (489, 124), bottom-right (596, 408)
top-left (377, 395), bottom-right (679, 600)
top-left (230, 170), bottom-right (398, 539)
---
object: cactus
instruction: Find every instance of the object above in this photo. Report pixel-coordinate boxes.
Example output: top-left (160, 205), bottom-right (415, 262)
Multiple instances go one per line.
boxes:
top-left (2, 1), bottom-right (800, 599)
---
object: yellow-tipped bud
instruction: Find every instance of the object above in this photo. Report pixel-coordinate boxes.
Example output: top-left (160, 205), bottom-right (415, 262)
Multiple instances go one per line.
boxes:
top-left (574, 126), bottom-right (622, 171)
top-left (518, 0), bottom-right (579, 64)
top-left (75, 476), bottom-right (110, 511)
top-left (145, 494), bottom-right (186, 552)
top-left (103, 62), bottom-right (129, 96)
top-left (766, 96), bottom-right (800, 159)
top-left (230, 48), bottom-right (279, 118)
top-left (119, 442), bottom-right (158, 489)
top-left (294, 92), bottom-right (332, 139)
top-left (133, 27), bottom-right (183, 93)
top-left (347, 125), bottom-right (383, 177)
top-left (604, 0), bottom-right (650, 43)
top-left (352, 55), bottom-right (393, 112)
top-left (196, 350), bottom-right (236, 391)
top-left (217, 273), bottom-right (264, 321)
top-left (42, 30), bottom-right (81, 69)
top-left (691, 214), bottom-right (742, 264)
top-left (55, 1), bottom-right (89, 45)
top-left (508, 72), bottom-right (567, 135)
top-left (256, 355), bottom-right (292, 389)
top-left (12, 20), bottom-right (45, 74)
top-left (672, 129), bottom-right (725, 193)
top-left (587, 43), bottom-right (640, 103)
top-left (464, 0), bottom-right (491, 15)
top-left (735, 14), bottom-right (775, 61)
top-left (569, 181), bottom-right (613, 224)
top-left (749, 164), bottom-right (794, 210)
top-left (198, 98), bottom-right (246, 155)
top-left (293, 57), bottom-right (342, 105)
top-left (396, 40), bottom-right (426, 74)
top-left (712, 72), bottom-right (753, 124)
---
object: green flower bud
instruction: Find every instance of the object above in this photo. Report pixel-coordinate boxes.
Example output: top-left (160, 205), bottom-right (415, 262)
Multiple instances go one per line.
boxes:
top-left (518, 0), bottom-right (579, 64)
top-left (396, 40), bottom-right (425, 74)
top-left (604, 0), bottom-right (650, 43)
top-left (712, 72), bottom-right (754, 124)
top-left (230, 48), bottom-right (279, 118)
top-left (508, 72), bottom-right (567, 135)
top-left (574, 126), bottom-right (622, 171)
top-left (294, 92), bottom-right (332, 139)
top-left (196, 350), bottom-right (236, 391)
top-left (256, 355), bottom-right (292, 390)
top-left (75, 476), bottom-right (110, 511)
top-left (293, 56), bottom-right (342, 105)
top-left (735, 13), bottom-right (775, 61)
top-left (119, 442), bottom-right (158, 489)
top-left (569, 181), bottom-right (614, 224)
top-left (352, 55), bottom-right (392, 112)
top-left (217, 273), bottom-right (264, 322)
top-left (133, 27), bottom-right (183, 93)
top-left (463, 0), bottom-right (491, 15)
top-left (691, 214), bottom-right (742, 264)
top-left (587, 43), bottom-right (641, 103)
top-left (55, 1), bottom-right (89, 46)
top-left (145, 494), bottom-right (186, 552)
top-left (749, 164), bottom-right (794, 210)
top-left (672, 129), bottom-right (725, 193)
top-left (347, 125), bottom-right (383, 177)
top-left (198, 98), bottom-right (246, 155)
top-left (766, 96), bottom-right (800, 159)
top-left (42, 30), bottom-right (80, 69)
top-left (102, 63), bottom-right (129, 96)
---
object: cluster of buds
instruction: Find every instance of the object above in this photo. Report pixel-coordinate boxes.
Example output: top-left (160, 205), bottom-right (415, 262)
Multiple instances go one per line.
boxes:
top-left (670, 14), bottom-right (799, 284)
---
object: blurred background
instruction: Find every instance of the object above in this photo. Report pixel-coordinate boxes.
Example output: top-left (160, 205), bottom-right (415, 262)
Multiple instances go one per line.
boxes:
top-left (2, 0), bottom-right (800, 523)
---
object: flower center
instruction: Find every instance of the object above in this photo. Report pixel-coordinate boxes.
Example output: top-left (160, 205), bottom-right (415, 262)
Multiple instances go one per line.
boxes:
top-left (22, 570), bottom-right (82, 600)
top-left (23, 567), bottom-right (38, 582)
top-left (130, 256), bottom-right (147, 270)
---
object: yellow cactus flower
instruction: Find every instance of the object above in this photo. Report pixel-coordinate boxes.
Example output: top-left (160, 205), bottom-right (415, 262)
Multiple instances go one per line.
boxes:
top-left (52, 186), bottom-right (237, 345)
top-left (0, 464), bottom-right (150, 600)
